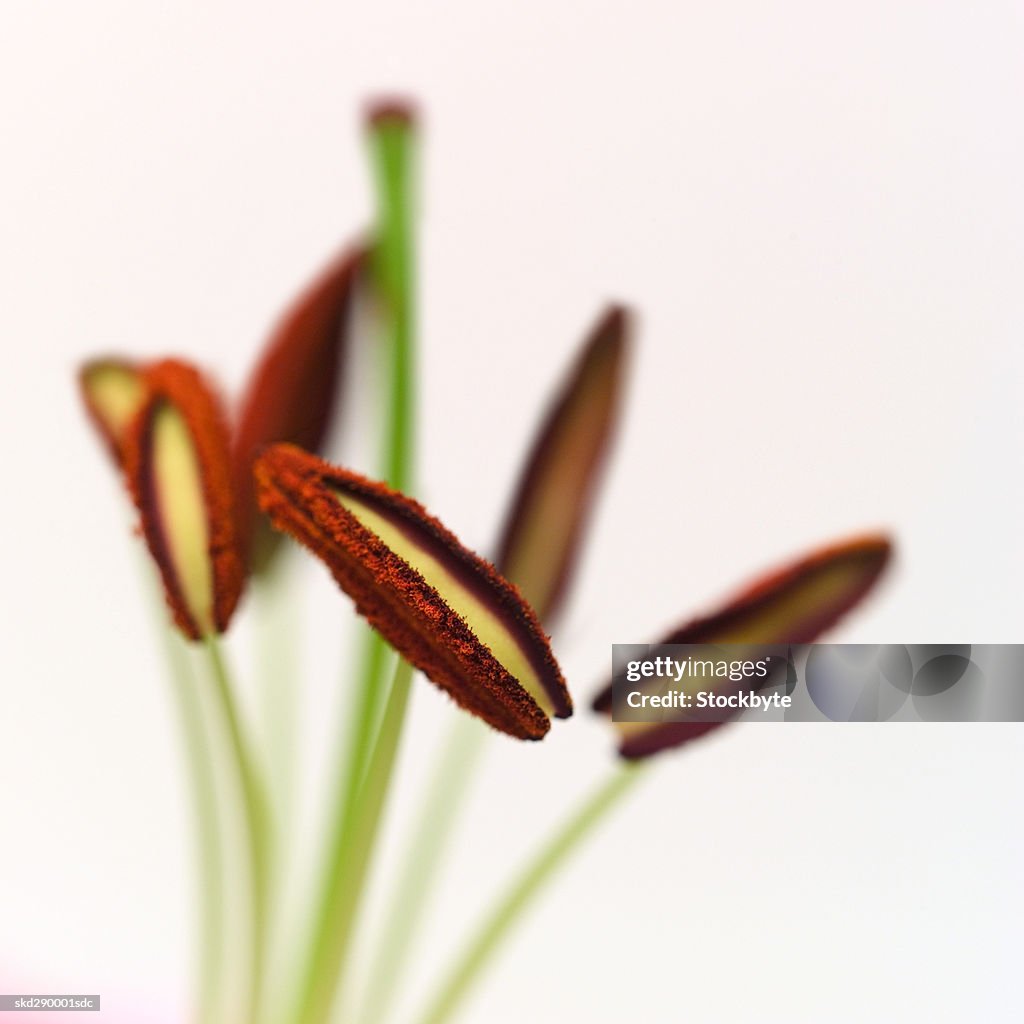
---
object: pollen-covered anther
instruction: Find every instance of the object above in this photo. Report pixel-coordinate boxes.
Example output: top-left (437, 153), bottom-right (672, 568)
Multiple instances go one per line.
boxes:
top-left (125, 359), bottom-right (245, 640)
top-left (233, 245), bottom-right (366, 571)
top-left (593, 534), bottom-right (893, 759)
top-left (254, 444), bottom-right (571, 740)
top-left (496, 305), bottom-right (631, 625)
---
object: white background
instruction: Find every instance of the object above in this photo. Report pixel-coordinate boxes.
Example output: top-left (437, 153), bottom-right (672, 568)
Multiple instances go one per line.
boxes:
top-left (2, 2), bottom-right (1022, 1022)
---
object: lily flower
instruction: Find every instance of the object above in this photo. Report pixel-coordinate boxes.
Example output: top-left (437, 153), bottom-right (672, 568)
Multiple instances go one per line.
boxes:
top-left (73, 100), bottom-right (901, 1024)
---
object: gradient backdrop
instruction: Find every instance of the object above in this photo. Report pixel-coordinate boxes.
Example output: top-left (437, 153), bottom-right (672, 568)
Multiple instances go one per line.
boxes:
top-left (2, 2), bottom-right (1022, 1022)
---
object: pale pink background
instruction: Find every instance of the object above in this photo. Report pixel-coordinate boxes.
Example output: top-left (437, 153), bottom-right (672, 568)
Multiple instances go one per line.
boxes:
top-left (1, 2), bottom-right (1022, 1021)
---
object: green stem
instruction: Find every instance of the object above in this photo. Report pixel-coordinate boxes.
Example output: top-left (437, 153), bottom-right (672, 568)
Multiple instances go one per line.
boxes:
top-left (296, 657), bottom-right (415, 1024)
top-left (418, 764), bottom-right (647, 1024)
top-left (371, 109), bottom-right (416, 494)
top-left (289, 626), bottom-right (389, 1018)
top-left (340, 627), bottom-right (392, 811)
top-left (292, 107), bottom-right (418, 1024)
top-left (358, 714), bottom-right (487, 1024)
top-left (154, 619), bottom-right (224, 1024)
top-left (136, 554), bottom-right (224, 1024)
top-left (254, 552), bottom-right (300, 844)
top-left (334, 110), bottom-right (417, 801)
top-left (204, 634), bottom-right (272, 1024)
